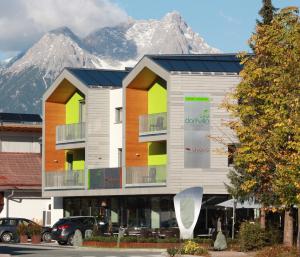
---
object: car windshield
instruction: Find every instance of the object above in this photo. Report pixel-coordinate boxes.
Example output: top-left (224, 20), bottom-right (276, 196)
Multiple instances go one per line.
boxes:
top-left (53, 219), bottom-right (69, 227)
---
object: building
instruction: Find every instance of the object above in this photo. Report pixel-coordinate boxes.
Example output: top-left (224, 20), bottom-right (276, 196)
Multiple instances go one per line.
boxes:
top-left (43, 54), bottom-right (243, 233)
top-left (42, 67), bottom-right (127, 225)
top-left (0, 113), bottom-right (51, 225)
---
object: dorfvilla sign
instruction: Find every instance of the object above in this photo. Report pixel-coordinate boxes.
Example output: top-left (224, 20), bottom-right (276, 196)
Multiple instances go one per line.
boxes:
top-left (184, 95), bottom-right (210, 168)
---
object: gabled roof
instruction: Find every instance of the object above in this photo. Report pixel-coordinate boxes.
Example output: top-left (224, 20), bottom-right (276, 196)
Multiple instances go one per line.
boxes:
top-left (0, 113), bottom-right (42, 124)
top-left (146, 54), bottom-right (243, 73)
top-left (66, 68), bottom-right (129, 88)
top-left (0, 153), bottom-right (42, 190)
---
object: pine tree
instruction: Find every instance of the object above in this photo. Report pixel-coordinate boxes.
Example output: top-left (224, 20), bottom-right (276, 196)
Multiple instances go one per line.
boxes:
top-left (258, 0), bottom-right (277, 25)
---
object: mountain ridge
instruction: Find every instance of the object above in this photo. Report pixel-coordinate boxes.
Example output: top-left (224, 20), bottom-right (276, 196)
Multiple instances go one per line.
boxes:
top-left (0, 11), bottom-right (220, 114)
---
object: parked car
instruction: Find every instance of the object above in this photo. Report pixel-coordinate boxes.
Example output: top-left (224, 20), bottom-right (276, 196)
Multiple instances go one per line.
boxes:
top-left (51, 216), bottom-right (98, 245)
top-left (0, 218), bottom-right (52, 243)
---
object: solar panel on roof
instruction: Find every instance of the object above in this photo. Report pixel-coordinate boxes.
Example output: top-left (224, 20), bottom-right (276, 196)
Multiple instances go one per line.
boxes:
top-left (0, 113), bottom-right (42, 123)
top-left (66, 68), bottom-right (129, 87)
top-left (148, 54), bottom-right (243, 73)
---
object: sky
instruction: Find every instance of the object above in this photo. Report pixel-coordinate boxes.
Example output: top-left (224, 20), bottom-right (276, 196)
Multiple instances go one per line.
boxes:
top-left (0, 0), bottom-right (299, 61)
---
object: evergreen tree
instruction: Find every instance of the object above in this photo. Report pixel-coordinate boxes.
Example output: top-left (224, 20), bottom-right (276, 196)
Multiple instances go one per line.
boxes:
top-left (258, 0), bottom-right (277, 25)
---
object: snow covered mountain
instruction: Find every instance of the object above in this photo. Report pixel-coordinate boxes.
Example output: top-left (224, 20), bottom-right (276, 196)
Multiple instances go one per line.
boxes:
top-left (0, 11), bottom-right (219, 114)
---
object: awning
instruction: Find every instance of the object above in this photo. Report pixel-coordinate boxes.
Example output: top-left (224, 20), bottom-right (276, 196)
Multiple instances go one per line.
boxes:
top-left (217, 199), bottom-right (261, 209)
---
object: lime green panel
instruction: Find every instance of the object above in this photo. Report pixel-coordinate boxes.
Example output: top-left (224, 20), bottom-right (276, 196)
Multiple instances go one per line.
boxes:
top-left (147, 82), bottom-right (167, 166)
top-left (65, 149), bottom-right (85, 171)
top-left (66, 92), bottom-right (84, 124)
top-left (148, 142), bottom-right (167, 166)
top-left (148, 82), bottom-right (167, 114)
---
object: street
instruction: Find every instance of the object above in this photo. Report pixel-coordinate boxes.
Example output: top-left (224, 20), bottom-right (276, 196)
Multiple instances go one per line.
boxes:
top-left (0, 244), bottom-right (164, 257)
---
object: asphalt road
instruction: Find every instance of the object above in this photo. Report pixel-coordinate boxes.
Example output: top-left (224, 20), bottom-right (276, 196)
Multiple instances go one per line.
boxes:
top-left (0, 244), bottom-right (165, 257)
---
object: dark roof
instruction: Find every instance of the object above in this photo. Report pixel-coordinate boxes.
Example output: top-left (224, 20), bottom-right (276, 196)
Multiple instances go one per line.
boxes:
top-left (0, 153), bottom-right (41, 190)
top-left (146, 54), bottom-right (243, 73)
top-left (66, 68), bottom-right (129, 88)
top-left (0, 113), bottom-right (42, 124)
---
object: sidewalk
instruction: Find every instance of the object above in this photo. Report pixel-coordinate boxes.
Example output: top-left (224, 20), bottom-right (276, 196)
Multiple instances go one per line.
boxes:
top-left (209, 251), bottom-right (256, 257)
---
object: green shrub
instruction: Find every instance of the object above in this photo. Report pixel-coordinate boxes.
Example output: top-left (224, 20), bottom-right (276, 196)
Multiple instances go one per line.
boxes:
top-left (264, 227), bottom-right (282, 245)
top-left (255, 245), bottom-right (299, 257)
top-left (167, 247), bottom-right (180, 257)
top-left (238, 222), bottom-right (267, 251)
top-left (192, 238), bottom-right (214, 246)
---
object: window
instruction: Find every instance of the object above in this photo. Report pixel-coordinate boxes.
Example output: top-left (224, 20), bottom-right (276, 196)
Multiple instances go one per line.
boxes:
top-left (118, 148), bottom-right (122, 167)
top-left (115, 107), bottom-right (122, 123)
top-left (228, 144), bottom-right (237, 166)
top-left (79, 100), bottom-right (86, 123)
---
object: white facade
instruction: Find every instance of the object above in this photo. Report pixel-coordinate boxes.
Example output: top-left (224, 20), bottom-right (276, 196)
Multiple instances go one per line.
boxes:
top-left (0, 131), bottom-right (41, 153)
top-left (109, 88), bottom-right (123, 167)
top-left (0, 195), bottom-right (51, 224)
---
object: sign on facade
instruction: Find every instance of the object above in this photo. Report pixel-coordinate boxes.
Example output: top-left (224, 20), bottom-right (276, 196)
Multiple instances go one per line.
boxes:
top-left (184, 95), bottom-right (210, 168)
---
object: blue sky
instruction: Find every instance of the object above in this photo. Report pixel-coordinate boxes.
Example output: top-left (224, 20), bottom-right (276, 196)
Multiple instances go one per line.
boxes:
top-left (115, 0), bottom-right (300, 53)
top-left (0, 0), bottom-right (299, 60)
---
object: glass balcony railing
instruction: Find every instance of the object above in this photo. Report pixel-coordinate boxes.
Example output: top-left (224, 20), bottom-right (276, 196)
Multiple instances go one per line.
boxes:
top-left (139, 112), bottom-right (167, 136)
top-left (125, 165), bottom-right (167, 186)
top-left (44, 170), bottom-right (85, 189)
top-left (56, 122), bottom-right (85, 144)
top-left (89, 168), bottom-right (122, 189)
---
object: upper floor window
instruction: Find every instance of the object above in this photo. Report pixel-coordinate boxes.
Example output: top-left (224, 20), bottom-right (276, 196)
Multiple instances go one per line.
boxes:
top-left (79, 100), bottom-right (86, 123)
top-left (115, 107), bottom-right (122, 123)
top-left (228, 144), bottom-right (237, 167)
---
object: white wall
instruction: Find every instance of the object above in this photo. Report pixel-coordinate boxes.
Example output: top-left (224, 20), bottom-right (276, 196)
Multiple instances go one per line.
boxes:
top-left (109, 88), bottom-right (123, 167)
top-left (0, 197), bottom-right (51, 223)
top-left (0, 131), bottom-right (41, 153)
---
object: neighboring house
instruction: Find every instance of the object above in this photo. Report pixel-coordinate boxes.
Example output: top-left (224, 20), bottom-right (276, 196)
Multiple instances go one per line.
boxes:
top-left (0, 113), bottom-right (51, 225)
top-left (43, 55), bottom-right (242, 233)
top-left (42, 68), bottom-right (127, 225)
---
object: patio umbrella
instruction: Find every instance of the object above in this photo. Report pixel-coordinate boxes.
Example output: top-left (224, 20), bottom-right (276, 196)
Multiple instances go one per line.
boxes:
top-left (217, 199), bottom-right (261, 209)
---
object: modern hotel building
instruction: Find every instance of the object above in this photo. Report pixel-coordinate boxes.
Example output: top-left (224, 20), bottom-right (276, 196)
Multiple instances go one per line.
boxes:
top-left (42, 54), bottom-right (242, 233)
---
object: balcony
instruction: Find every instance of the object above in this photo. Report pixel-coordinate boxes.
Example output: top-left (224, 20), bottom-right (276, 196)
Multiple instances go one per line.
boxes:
top-left (139, 112), bottom-right (167, 142)
top-left (89, 168), bottom-right (122, 189)
top-left (44, 170), bottom-right (85, 190)
top-left (56, 122), bottom-right (85, 148)
top-left (125, 165), bottom-right (167, 187)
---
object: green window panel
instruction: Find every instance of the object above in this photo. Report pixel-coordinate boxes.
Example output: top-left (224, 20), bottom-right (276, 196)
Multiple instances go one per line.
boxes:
top-left (66, 92), bottom-right (84, 124)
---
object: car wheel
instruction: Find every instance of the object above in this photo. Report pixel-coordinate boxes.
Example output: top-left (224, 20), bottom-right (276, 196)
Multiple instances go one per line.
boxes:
top-left (67, 234), bottom-right (74, 246)
top-left (57, 241), bottom-right (67, 245)
top-left (42, 232), bottom-right (52, 242)
top-left (1, 232), bottom-right (13, 243)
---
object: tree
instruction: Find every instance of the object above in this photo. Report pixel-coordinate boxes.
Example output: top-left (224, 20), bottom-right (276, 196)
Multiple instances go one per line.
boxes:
top-left (226, 7), bottom-right (300, 246)
top-left (258, 0), bottom-right (277, 25)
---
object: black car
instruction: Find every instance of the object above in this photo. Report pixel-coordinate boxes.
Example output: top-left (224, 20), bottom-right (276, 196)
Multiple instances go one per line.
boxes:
top-left (0, 218), bottom-right (52, 243)
top-left (51, 216), bottom-right (98, 245)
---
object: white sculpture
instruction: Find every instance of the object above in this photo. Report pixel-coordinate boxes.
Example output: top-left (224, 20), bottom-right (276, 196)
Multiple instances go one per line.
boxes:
top-left (174, 187), bottom-right (203, 239)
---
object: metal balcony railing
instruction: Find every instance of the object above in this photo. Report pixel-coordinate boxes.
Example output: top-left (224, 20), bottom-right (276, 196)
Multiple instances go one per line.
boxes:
top-left (139, 112), bottom-right (167, 136)
top-left (125, 165), bottom-right (167, 186)
top-left (89, 168), bottom-right (122, 189)
top-left (56, 122), bottom-right (85, 144)
top-left (44, 170), bottom-right (85, 189)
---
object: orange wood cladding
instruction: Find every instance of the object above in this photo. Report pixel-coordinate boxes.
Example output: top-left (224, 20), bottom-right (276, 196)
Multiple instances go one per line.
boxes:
top-left (45, 102), bottom-right (65, 171)
top-left (126, 88), bottom-right (148, 166)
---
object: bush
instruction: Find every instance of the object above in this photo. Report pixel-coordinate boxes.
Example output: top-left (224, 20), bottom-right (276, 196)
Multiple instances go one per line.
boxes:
top-left (238, 222), bottom-right (267, 251)
top-left (182, 240), bottom-right (209, 255)
top-left (16, 224), bottom-right (28, 236)
top-left (264, 226), bottom-right (282, 245)
top-left (27, 223), bottom-right (42, 237)
top-left (255, 245), bottom-right (299, 257)
top-left (167, 247), bottom-right (180, 257)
